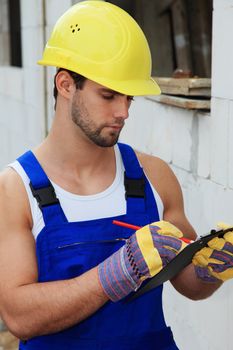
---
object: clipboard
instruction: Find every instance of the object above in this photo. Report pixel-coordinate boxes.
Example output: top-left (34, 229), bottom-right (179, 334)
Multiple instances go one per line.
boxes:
top-left (128, 226), bottom-right (233, 301)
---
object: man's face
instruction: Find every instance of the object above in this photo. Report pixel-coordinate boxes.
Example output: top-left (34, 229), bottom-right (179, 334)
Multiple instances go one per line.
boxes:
top-left (71, 80), bottom-right (133, 147)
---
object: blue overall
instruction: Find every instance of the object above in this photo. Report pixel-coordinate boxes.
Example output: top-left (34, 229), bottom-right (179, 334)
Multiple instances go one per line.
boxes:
top-left (17, 143), bottom-right (178, 350)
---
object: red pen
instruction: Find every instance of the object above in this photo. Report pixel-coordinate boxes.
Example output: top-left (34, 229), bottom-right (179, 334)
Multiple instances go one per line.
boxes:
top-left (112, 220), bottom-right (193, 244)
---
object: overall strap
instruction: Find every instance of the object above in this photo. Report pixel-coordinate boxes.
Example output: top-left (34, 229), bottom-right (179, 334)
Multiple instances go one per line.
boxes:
top-left (17, 151), bottom-right (67, 225)
top-left (118, 143), bottom-right (159, 221)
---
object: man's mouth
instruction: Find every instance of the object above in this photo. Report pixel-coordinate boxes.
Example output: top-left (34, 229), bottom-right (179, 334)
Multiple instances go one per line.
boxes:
top-left (107, 123), bottom-right (124, 130)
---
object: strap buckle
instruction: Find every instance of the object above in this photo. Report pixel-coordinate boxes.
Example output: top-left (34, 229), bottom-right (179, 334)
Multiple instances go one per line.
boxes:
top-left (124, 173), bottom-right (145, 199)
top-left (29, 182), bottom-right (59, 209)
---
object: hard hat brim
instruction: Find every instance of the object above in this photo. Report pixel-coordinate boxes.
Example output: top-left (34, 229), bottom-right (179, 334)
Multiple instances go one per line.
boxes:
top-left (93, 76), bottom-right (161, 96)
top-left (38, 59), bottom-right (161, 96)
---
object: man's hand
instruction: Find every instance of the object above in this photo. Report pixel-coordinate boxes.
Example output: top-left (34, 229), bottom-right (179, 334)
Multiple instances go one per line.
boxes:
top-left (98, 220), bottom-right (187, 301)
top-left (193, 223), bottom-right (233, 283)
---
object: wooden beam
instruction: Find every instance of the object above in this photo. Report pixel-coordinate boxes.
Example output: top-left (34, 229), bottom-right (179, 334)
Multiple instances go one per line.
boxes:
top-left (154, 77), bottom-right (211, 97)
top-left (186, 0), bottom-right (212, 77)
top-left (135, 0), bottom-right (174, 76)
top-left (171, 0), bottom-right (192, 72)
top-left (147, 94), bottom-right (210, 110)
top-left (156, 0), bottom-right (176, 14)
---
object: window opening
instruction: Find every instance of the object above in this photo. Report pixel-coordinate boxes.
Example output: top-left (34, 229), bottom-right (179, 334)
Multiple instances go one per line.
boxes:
top-left (0, 0), bottom-right (22, 67)
top-left (8, 0), bottom-right (22, 67)
top-left (108, 0), bottom-right (212, 110)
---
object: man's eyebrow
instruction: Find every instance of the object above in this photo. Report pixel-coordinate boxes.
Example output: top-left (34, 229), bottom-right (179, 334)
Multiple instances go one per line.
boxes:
top-left (99, 88), bottom-right (134, 98)
top-left (99, 88), bottom-right (123, 96)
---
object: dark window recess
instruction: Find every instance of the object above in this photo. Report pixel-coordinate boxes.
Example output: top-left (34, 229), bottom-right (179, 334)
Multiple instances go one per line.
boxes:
top-left (8, 0), bottom-right (22, 67)
top-left (107, 0), bottom-right (212, 79)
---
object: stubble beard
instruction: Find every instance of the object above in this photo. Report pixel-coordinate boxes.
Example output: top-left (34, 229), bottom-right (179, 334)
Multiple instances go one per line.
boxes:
top-left (71, 96), bottom-right (123, 147)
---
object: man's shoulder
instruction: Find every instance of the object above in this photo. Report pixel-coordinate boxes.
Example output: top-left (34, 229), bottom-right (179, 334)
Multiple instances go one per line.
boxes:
top-left (135, 150), bottom-right (172, 177)
top-left (0, 166), bottom-right (22, 188)
top-left (0, 166), bottom-right (28, 206)
top-left (0, 166), bottom-right (32, 228)
top-left (134, 150), bottom-right (181, 206)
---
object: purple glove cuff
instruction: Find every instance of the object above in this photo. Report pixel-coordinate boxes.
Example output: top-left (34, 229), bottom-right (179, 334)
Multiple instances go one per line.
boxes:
top-left (98, 245), bottom-right (138, 301)
top-left (98, 234), bottom-right (150, 302)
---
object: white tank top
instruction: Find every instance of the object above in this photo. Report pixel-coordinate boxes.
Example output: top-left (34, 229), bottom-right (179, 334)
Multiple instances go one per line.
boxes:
top-left (9, 145), bottom-right (163, 240)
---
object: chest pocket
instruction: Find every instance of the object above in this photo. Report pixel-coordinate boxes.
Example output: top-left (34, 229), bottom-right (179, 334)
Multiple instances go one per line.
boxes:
top-left (36, 220), bottom-right (134, 282)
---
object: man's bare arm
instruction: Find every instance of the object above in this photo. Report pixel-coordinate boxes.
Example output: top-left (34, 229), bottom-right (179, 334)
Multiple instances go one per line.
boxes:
top-left (139, 153), bottom-right (222, 300)
top-left (0, 169), bottom-right (108, 340)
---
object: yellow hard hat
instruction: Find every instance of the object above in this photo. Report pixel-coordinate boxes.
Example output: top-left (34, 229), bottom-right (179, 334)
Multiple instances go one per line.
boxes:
top-left (38, 0), bottom-right (161, 96)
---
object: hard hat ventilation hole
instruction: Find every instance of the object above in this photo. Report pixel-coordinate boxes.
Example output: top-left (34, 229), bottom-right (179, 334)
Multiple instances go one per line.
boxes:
top-left (70, 24), bottom-right (81, 33)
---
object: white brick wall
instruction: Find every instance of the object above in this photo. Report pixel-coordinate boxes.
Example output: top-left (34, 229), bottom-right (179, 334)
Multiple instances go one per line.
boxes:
top-left (197, 113), bottom-right (211, 178)
top-left (0, 0), bottom-right (46, 167)
top-left (120, 2), bottom-right (233, 348)
top-left (210, 98), bottom-right (229, 185)
top-left (229, 100), bottom-right (233, 189)
top-left (212, 1), bottom-right (233, 99)
top-left (0, 0), bottom-right (233, 349)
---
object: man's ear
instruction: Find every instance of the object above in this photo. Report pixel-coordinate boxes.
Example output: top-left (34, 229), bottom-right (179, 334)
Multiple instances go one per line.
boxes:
top-left (55, 70), bottom-right (76, 99)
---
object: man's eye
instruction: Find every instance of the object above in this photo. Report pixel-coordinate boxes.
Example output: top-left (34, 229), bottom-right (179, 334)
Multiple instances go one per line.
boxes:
top-left (102, 95), bottom-right (114, 100)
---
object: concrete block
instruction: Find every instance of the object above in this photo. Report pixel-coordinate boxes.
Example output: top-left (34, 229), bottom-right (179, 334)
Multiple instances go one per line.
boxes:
top-left (120, 97), bottom-right (174, 162)
top-left (212, 4), bottom-right (233, 99)
top-left (170, 107), bottom-right (193, 171)
top-left (147, 101), bottom-right (173, 163)
top-left (5, 99), bottom-right (27, 135)
top-left (46, 0), bottom-right (72, 26)
top-left (163, 282), bottom-right (228, 350)
top-left (9, 130), bottom-right (30, 161)
top-left (0, 126), bottom-right (10, 169)
top-left (25, 105), bottom-right (45, 146)
top-left (23, 68), bottom-right (44, 108)
top-left (20, 0), bottom-right (43, 28)
top-left (171, 165), bottom-right (206, 233)
top-left (213, 0), bottom-right (233, 10)
top-left (121, 97), bottom-right (205, 174)
top-left (199, 178), bottom-right (233, 229)
top-left (120, 97), bottom-right (155, 154)
top-left (228, 100), bottom-right (233, 188)
top-left (210, 98), bottom-right (229, 185)
top-left (46, 66), bottom-right (57, 131)
top-left (197, 113), bottom-right (211, 178)
top-left (21, 27), bottom-right (44, 68)
top-left (171, 166), bottom-right (231, 234)
top-left (0, 67), bottom-right (24, 101)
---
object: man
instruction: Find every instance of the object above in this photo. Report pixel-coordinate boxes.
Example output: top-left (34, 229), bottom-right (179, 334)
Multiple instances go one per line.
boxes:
top-left (0, 1), bottom-right (232, 349)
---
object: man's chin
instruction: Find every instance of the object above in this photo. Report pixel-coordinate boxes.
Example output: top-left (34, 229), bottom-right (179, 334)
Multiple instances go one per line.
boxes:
top-left (94, 136), bottom-right (119, 148)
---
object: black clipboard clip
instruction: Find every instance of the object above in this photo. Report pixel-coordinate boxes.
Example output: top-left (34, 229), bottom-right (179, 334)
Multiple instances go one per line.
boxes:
top-left (127, 226), bottom-right (233, 302)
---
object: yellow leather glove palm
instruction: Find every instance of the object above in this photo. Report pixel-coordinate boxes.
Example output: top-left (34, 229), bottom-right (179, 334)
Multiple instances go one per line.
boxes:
top-left (136, 220), bottom-right (187, 278)
top-left (193, 223), bottom-right (233, 282)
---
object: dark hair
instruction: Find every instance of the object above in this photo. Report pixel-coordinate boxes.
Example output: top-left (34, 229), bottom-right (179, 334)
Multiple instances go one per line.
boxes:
top-left (53, 68), bottom-right (86, 109)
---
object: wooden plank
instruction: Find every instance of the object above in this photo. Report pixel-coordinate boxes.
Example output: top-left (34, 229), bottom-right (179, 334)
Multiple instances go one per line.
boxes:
top-left (171, 0), bottom-right (192, 72)
top-left (147, 94), bottom-right (210, 110)
top-left (154, 77), bottom-right (211, 96)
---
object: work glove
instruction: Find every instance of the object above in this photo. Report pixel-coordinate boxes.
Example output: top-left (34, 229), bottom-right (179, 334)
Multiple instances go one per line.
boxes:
top-left (98, 220), bottom-right (187, 301)
top-left (193, 222), bottom-right (233, 283)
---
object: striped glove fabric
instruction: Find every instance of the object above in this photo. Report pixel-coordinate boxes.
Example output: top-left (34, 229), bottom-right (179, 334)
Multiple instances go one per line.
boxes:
top-left (193, 223), bottom-right (233, 283)
top-left (98, 221), bottom-right (187, 302)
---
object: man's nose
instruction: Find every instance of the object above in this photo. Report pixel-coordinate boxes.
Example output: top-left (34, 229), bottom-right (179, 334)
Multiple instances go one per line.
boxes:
top-left (113, 98), bottom-right (129, 120)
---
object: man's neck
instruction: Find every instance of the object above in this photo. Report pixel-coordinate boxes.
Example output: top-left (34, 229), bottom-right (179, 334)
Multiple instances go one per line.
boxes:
top-left (32, 124), bottom-right (116, 195)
